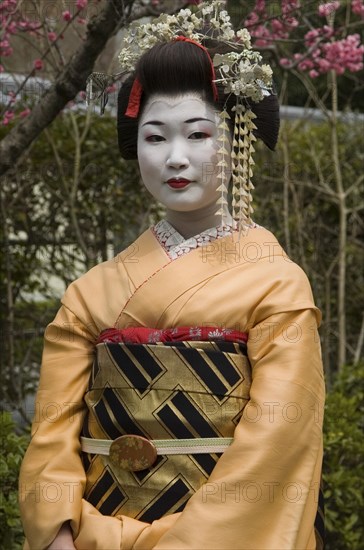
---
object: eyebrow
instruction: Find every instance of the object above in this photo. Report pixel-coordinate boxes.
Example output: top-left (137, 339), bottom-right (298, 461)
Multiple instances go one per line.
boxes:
top-left (142, 117), bottom-right (214, 127)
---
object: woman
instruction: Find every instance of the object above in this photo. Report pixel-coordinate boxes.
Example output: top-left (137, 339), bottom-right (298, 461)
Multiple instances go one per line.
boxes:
top-left (19, 3), bottom-right (325, 549)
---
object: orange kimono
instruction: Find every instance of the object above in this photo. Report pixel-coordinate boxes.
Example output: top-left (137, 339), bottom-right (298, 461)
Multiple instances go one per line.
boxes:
top-left (19, 223), bottom-right (325, 549)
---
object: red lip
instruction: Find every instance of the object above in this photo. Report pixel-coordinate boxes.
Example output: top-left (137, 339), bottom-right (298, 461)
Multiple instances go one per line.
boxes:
top-left (166, 178), bottom-right (191, 189)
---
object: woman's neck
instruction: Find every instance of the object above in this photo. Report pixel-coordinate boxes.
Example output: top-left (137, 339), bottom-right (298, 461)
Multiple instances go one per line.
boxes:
top-left (165, 204), bottom-right (233, 239)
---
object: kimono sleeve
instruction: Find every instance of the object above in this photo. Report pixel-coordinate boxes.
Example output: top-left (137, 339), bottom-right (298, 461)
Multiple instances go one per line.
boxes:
top-left (138, 308), bottom-right (325, 550)
top-left (18, 303), bottom-right (126, 549)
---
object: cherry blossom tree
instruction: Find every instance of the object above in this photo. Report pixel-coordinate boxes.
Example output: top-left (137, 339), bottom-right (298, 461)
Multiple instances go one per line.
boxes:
top-left (0, 0), bottom-right (189, 176)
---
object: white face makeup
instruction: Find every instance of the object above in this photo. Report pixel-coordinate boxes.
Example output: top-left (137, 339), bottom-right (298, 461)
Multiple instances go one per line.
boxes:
top-left (137, 94), bottom-right (231, 228)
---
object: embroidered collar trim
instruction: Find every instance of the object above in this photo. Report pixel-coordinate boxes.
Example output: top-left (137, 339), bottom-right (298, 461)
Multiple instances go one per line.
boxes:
top-left (152, 219), bottom-right (235, 260)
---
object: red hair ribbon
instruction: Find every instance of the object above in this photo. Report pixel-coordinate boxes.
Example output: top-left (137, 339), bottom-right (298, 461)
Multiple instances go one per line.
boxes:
top-left (125, 37), bottom-right (219, 118)
top-left (174, 36), bottom-right (219, 101)
top-left (125, 77), bottom-right (143, 118)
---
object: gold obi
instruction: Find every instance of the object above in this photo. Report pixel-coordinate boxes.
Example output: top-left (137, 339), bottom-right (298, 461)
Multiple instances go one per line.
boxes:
top-left (81, 340), bottom-right (251, 522)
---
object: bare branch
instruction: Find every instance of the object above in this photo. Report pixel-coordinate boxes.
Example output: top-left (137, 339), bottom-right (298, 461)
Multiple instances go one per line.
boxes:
top-left (354, 313), bottom-right (364, 365)
top-left (0, 0), bottom-right (135, 177)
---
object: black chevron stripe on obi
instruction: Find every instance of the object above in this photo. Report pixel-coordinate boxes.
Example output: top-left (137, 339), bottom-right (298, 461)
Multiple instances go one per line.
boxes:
top-left (138, 475), bottom-right (193, 522)
top-left (106, 344), bottom-right (165, 393)
top-left (156, 390), bottom-right (221, 476)
top-left (165, 340), bottom-right (247, 355)
top-left (82, 340), bottom-right (251, 520)
top-left (180, 346), bottom-right (243, 395)
top-left (85, 467), bottom-right (127, 516)
top-left (94, 387), bottom-right (147, 440)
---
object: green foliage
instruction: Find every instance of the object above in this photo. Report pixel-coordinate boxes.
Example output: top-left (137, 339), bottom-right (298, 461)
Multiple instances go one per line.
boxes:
top-left (254, 120), bottom-right (364, 376)
top-left (323, 362), bottom-right (364, 550)
top-left (0, 413), bottom-right (29, 550)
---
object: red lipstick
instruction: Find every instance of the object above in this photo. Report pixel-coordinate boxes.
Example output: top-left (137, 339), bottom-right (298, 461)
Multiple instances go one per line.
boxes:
top-left (167, 178), bottom-right (191, 189)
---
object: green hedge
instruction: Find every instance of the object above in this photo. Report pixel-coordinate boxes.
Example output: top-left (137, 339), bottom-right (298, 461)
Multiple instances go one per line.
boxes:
top-left (1, 363), bottom-right (363, 548)
top-left (0, 413), bottom-right (29, 550)
top-left (323, 362), bottom-right (364, 549)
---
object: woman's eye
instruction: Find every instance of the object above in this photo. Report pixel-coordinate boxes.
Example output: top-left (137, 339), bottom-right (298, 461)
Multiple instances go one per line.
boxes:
top-left (145, 135), bottom-right (165, 142)
top-left (189, 131), bottom-right (209, 140)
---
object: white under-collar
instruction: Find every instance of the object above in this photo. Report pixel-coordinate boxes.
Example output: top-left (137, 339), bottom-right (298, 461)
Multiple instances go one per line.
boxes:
top-left (152, 219), bottom-right (236, 260)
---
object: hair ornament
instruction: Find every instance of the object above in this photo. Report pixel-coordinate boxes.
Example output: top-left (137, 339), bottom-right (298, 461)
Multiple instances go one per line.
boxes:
top-left (117, 1), bottom-right (273, 105)
top-left (215, 110), bottom-right (231, 222)
top-left (125, 78), bottom-right (143, 117)
top-left (86, 72), bottom-right (113, 115)
top-left (229, 104), bottom-right (258, 233)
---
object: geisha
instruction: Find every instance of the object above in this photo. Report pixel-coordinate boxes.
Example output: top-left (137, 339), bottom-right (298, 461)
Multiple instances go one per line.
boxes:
top-left (19, 2), bottom-right (325, 549)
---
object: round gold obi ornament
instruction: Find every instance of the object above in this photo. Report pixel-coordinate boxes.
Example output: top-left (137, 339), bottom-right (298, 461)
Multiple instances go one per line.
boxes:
top-left (109, 435), bottom-right (157, 471)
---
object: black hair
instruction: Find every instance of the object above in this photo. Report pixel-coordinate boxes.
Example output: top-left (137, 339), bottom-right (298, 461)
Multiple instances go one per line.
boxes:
top-left (117, 40), bottom-right (280, 160)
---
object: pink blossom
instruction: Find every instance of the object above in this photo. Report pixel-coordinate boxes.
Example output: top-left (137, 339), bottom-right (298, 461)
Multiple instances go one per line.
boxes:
top-left (298, 59), bottom-right (314, 70)
top-left (7, 21), bottom-right (17, 34)
top-left (33, 58), bottom-right (43, 70)
top-left (304, 26), bottom-right (333, 47)
top-left (309, 69), bottom-right (320, 78)
top-left (47, 32), bottom-right (57, 42)
top-left (282, 0), bottom-right (301, 15)
top-left (284, 16), bottom-right (299, 28)
top-left (304, 29), bottom-right (321, 47)
top-left (316, 58), bottom-right (331, 72)
top-left (318, 2), bottom-right (340, 17)
top-left (322, 34), bottom-right (364, 72)
top-left (0, 39), bottom-right (13, 57)
top-left (0, 1), bottom-right (17, 15)
top-left (271, 19), bottom-right (285, 33)
top-left (245, 11), bottom-right (259, 27)
top-left (62, 10), bottom-right (72, 21)
top-left (351, 0), bottom-right (364, 17)
top-left (0, 64), bottom-right (4, 73)
top-left (19, 108), bottom-right (31, 118)
top-left (3, 110), bottom-right (14, 125)
top-left (322, 25), bottom-right (334, 37)
top-left (247, 22), bottom-right (276, 47)
top-left (18, 21), bottom-right (33, 30)
top-left (298, 33), bottom-right (364, 76)
top-left (76, 0), bottom-right (88, 9)
top-left (77, 17), bottom-right (86, 25)
top-left (7, 90), bottom-right (16, 104)
top-left (279, 58), bottom-right (291, 67)
top-left (255, 0), bottom-right (266, 13)
top-left (245, 1), bottom-right (297, 43)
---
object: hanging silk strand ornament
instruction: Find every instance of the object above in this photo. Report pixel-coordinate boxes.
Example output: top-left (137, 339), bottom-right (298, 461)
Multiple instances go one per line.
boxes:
top-left (215, 109), bottom-right (231, 226)
top-left (230, 104), bottom-right (258, 235)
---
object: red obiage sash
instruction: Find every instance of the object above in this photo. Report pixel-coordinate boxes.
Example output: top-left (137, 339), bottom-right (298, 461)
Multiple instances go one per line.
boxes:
top-left (98, 326), bottom-right (248, 345)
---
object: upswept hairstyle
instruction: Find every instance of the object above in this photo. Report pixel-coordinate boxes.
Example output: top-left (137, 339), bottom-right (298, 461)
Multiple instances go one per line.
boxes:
top-left (117, 41), bottom-right (280, 160)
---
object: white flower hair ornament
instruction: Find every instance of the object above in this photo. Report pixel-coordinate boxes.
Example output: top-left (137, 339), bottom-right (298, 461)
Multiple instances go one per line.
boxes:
top-left (86, 0), bottom-right (274, 232)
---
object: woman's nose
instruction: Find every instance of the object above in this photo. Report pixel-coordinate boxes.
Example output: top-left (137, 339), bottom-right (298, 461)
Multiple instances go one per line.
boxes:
top-left (166, 141), bottom-right (190, 169)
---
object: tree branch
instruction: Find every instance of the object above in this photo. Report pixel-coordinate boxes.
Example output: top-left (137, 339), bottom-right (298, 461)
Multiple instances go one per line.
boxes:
top-left (0, 0), bottom-right (135, 177)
